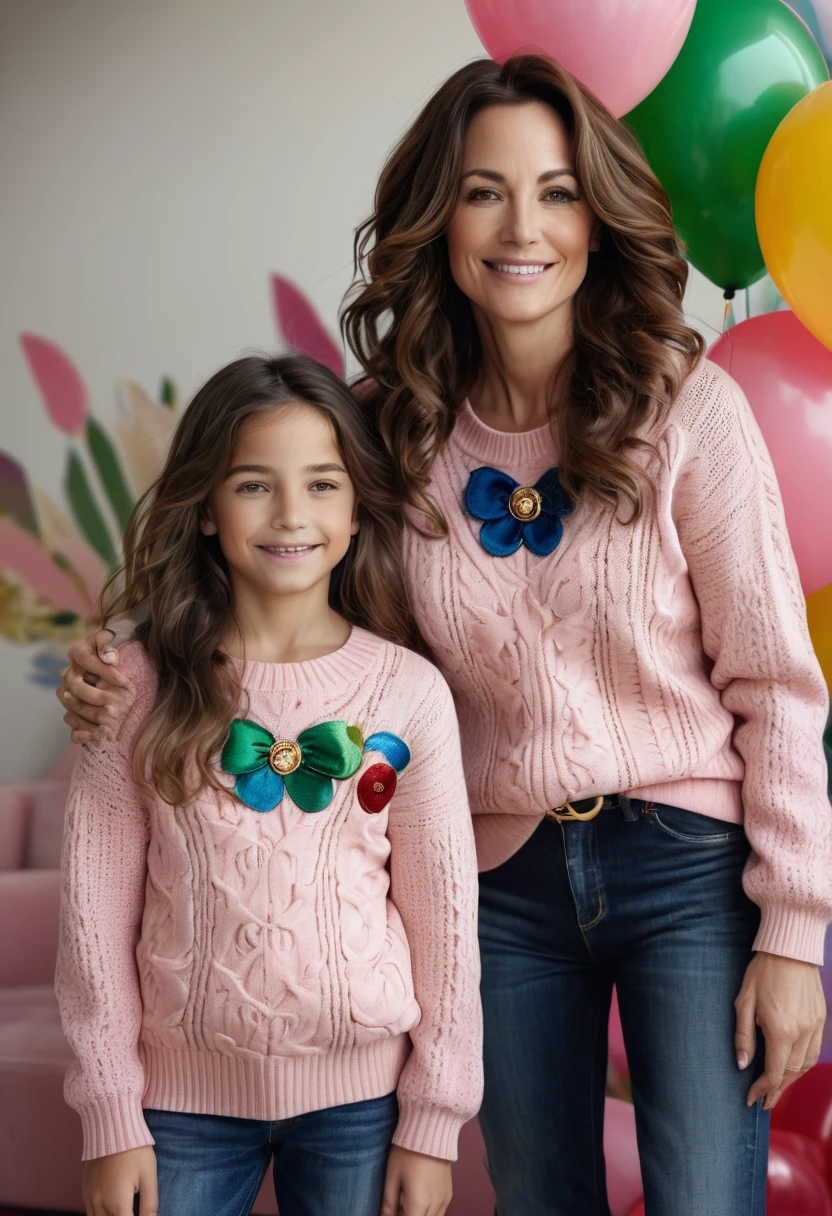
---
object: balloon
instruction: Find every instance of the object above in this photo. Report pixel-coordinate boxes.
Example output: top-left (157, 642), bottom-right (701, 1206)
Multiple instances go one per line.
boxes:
top-left (609, 988), bottom-right (629, 1078)
top-left (708, 313), bottom-right (832, 595)
top-left (605, 1098), bottom-right (643, 1216)
top-left (772, 1065), bottom-right (832, 1193)
top-left (822, 924), bottom-right (832, 1064)
top-left (626, 1204), bottom-right (645, 1216)
top-left (785, 0), bottom-right (832, 67)
top-left (806, 583), bottom-right (832, 691)
top-left (756, 82), bottom-right (832, 353)
top-left (463, 0), bottom-right (696, 117)
top-left (625, 0), bottom-right (828, 291)
top-left (768, 1129), bottom-right (832, 1215)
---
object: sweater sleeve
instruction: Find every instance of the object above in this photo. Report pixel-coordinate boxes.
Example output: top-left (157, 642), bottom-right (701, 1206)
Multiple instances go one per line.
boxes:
top-left (385, 664), bottom-right (483, 1161)
top-left (672, 362), bottom-right (832, 965)
top-left (55, 644), bottom-right (155, 1160)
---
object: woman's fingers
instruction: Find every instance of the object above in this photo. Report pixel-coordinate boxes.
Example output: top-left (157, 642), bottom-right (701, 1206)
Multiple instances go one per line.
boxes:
top-left (68, 635), bottom-right (133, 691)
top-left (734, 985), bottom-right (757, 1071)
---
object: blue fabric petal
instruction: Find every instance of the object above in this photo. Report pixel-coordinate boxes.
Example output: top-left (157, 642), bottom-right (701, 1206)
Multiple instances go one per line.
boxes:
top-left (364, 731), bottom-right (411, 774)
top-left (523, 513), bottom-right (564, 557)
top-left (235, 766), bottom-right (285, 813)
top-left (480, 514), bottom-right (524, 556)
top-left (535, 468), bottom-right (573, 518)
top-left (465, 467), bottom-right (518, 521)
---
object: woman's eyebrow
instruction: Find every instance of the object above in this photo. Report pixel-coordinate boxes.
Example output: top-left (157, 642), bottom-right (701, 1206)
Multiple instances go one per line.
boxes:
top-left (461, 167), bottom-right (578, 183)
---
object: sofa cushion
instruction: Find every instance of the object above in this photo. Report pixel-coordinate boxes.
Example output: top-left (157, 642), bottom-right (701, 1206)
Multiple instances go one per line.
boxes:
top-left (0, 787), bottom-right (28, 871)
top-left (0, 869), bottom-right (62, 986)
top-left (25, 780), bottom-right (70, 869)
top-left (0, 985), bottom-right (73, 1069)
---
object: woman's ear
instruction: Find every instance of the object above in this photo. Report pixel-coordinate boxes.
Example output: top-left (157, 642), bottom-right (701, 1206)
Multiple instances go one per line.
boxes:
top-left (199, 506), bottom-right (218, 537)
top-left (350, 517), bottom-right (360, 537)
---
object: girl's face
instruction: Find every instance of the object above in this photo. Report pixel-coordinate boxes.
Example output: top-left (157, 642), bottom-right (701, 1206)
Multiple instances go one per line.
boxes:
top-left (201, 402), bottom-right (358, 604)
top-left (445, 101), bottom-right (599, 331)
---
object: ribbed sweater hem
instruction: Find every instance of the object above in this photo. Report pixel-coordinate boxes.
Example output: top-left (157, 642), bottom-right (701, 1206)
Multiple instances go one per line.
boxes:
top-left (141, 1036), bottom-right (411, 1121)
top-left (473, 776), bottom-right (744, 872)
top-left (393, 1102), bottom-right (468, 1161)
top-left (753, 905), bottom-right (828, 966)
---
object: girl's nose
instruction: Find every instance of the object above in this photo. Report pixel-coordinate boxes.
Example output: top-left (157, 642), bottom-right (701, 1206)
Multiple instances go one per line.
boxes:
top-left (270, 490), bottom-right (307, 531)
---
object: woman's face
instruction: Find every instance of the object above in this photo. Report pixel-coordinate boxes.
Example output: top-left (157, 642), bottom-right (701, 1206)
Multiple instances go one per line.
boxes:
top-left (446, 101), bottom-right (599, 331)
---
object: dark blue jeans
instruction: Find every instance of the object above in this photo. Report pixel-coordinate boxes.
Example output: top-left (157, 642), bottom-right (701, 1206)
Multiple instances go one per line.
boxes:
top-left (478, 801), bottom-right (769, 1216)
top-left (144, 1092), bottom-right (398, 1216)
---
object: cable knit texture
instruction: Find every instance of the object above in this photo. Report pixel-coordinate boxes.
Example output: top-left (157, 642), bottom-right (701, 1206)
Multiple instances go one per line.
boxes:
top-left (56, 630), bottom-right (482, 1161)
top-left (404, 359), bottom-right (831, 965)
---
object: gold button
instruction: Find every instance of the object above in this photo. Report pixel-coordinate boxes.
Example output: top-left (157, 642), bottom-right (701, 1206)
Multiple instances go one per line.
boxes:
top-left (373, 781), bottom-right (385, 793)
top-left (269, 739), bottom-right (302, 775)
top-left (508, 486), bottom-right (542, 521)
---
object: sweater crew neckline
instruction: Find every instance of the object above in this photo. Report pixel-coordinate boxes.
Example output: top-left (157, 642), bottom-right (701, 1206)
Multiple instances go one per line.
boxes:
top-left (451, 400), bottom-right (556, 467)
top-left (230, 626), bottom-right (382, 692)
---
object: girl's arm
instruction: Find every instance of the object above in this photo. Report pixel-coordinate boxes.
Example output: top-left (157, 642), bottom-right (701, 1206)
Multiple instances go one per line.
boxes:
top-left (55, 644), bottom-right (156, 1162)
top-left (672, 362), bottom-right (830, 1106)
top-left (385, 664), bottom-right (483, 1167)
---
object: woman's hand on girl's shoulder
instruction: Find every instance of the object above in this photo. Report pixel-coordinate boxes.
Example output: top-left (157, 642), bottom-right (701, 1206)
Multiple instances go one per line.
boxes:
top-left (82, 1145), bottom-right (157, 1216)
top-left (58, 630), bottom-right (136, 745)
top-left (380, 1145), bottom-right (453, 1216)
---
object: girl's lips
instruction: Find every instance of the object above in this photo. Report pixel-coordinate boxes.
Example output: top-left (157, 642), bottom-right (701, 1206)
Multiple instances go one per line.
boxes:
top-left (483, 260), bottom-right (555, 283)
top-left (256, 544), bottom-right (321, 563)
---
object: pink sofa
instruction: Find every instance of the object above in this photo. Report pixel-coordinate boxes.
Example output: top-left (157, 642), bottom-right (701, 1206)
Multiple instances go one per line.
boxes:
top-left (0, 747), bottom-right (495, 1214)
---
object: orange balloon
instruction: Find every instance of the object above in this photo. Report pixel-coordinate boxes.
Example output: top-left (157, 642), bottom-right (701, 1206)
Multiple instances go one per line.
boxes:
top-left (756, 81), bottom-right (832, 352)
top-left (806, 582), bottom-right (832, 692)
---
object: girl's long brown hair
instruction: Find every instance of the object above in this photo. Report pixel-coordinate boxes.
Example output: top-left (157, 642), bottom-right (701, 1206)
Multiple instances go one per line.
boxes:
top-left (342, 54), bottom-right (705, 523)
top-left (101, 354), bottom-right (423, 805)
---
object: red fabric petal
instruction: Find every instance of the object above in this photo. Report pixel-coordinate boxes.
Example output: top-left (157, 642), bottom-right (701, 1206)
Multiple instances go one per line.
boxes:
top-left (357, 763), bottom-right (397, 814)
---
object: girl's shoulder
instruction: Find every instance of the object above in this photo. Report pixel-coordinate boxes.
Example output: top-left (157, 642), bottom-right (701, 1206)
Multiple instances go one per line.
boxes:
top-left (114, 640), bottom-right (158, 708)
top-left (361, 629), bottom-right (454, 713)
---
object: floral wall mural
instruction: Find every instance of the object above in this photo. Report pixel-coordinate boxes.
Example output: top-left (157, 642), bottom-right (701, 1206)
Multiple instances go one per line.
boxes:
top-left (0, 274), bottom-right (342, 689)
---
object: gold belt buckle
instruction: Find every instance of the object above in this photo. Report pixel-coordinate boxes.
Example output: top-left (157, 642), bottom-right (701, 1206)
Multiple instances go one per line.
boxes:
top-left (545, 796), bottom-right (604, 823)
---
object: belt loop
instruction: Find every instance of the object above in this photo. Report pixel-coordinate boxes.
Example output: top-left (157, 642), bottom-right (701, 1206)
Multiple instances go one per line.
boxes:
top-left (618, 794), bottom-right (639, 823)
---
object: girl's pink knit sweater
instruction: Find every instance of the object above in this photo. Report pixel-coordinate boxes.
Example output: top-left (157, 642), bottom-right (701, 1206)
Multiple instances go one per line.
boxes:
top-left (56, 631), bottom-right (482, 1162)
top-left (404, 359), bottom-right (831, 965)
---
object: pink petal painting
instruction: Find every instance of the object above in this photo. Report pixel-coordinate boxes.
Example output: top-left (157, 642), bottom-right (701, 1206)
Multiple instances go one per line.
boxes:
top-left (271, 275), bottom-right (345, 377)
top-left (31, 487), bottom-right (107, 608)
top-left (0, 517), bottom-right (90, 617)
top-left (20, 333), bottom-right (89, 434)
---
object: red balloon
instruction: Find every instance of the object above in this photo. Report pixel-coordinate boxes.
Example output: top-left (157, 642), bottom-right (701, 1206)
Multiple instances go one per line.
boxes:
top-left (772, 1065), bottom-right (832, 1193)
top-left (768, 1129), bottom-right (832, 1216)
top-left (626, 1203), bottom-right (645, 1216)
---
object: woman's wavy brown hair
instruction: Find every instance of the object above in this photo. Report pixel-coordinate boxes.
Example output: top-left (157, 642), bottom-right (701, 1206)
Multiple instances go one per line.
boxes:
top-left (100, 354), bottom-right (424, 805)
top-left (342, 53), bottom-right (705, 522)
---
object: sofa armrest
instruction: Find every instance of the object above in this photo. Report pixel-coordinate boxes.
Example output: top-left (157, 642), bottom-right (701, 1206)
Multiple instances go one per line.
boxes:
top-left (0, 786), bottom-right (30, 871)
top-left (0, 869), bottom-right (61, 987)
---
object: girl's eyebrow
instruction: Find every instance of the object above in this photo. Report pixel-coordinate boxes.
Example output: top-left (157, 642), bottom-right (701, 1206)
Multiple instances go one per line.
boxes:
top-left (223, 462), bottom-right (347, 479)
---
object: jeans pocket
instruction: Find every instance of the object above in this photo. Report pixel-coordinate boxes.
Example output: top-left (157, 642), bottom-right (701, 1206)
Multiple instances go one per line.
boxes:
top-left (650, 802), bottom-right (746, 845)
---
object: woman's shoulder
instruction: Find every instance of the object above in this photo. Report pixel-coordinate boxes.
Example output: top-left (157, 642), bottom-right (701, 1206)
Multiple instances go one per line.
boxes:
top-left (661, 356), bottom-right (752, 446)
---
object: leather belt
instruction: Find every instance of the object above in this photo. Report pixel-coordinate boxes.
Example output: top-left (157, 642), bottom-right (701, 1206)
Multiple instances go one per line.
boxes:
top-left (544, 793), bottom-right (624, 823)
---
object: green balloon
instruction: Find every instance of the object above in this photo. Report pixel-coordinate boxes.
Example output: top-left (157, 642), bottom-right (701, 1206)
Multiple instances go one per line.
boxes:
top-left (624, 0), bottom-right (828, 291)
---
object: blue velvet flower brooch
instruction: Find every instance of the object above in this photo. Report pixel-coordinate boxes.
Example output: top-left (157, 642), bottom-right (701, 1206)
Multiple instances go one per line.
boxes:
top-left (464, 466), bottom-right (573, 557)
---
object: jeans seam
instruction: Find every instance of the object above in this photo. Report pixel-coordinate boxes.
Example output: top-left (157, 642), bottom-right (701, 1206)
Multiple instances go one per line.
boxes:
top-left (748, 1098), bottom-right (763, 1215)
top-left (236, 1155), bottom-right (270, 1216)
top-left (580, 888), bottom-right (604, 931)
top-left (588, 990), bottom-right (606, 1215)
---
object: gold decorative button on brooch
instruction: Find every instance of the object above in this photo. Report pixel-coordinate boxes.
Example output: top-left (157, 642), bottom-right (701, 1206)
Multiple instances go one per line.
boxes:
top-left (508, 486), bottom-right (542, 521)
top-left (269, 739), bottom-right (302, 775)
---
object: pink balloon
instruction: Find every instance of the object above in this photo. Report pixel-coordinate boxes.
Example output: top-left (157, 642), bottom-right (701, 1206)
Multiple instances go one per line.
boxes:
top-left (709, 313), bottom-right (832, 595)
top-left (463, 0), bottom-right (696, 117)
top-left (605, 1098), bottom-right (643, 1216)
top-left (609, 987), bottom-right (629, 1078)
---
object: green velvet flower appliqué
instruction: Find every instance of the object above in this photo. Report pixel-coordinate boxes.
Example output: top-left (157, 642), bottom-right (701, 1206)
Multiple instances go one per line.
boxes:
top-left (221, 718), bottom-right (363, 813)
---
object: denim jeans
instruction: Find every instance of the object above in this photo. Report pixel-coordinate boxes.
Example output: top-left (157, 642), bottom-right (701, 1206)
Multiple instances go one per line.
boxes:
top-left (144, 1092), bottom-right (398, 1216)
top-left (477, 801), bottom-right (769, 1216)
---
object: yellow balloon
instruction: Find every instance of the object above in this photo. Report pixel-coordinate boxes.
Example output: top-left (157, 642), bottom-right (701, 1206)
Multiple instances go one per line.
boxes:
top-left (806, 581), bottom-right (832, 692)
top-left (756, 81), bottom-right (832, 353)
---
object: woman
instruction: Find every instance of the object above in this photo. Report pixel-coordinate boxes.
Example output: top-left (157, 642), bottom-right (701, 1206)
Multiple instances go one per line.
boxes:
top-left (60, 55), bottom-right (830, 1216)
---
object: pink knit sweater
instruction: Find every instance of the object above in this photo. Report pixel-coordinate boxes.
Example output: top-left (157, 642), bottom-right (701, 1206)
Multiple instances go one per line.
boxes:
top-left (56, 631), bottom-right (482, 1162)
top-left (404, 359), bottom-right (831, 965)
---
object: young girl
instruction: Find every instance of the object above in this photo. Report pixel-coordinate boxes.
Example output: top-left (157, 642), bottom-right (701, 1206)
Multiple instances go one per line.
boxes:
top-left (55, 354), bottom-right (482, 1216)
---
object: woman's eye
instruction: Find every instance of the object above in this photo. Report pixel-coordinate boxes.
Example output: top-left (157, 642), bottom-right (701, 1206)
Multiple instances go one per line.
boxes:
top-left (467, 188), bottom-right (500, 203)
top-left (543, 188), bottom-right (577, 204)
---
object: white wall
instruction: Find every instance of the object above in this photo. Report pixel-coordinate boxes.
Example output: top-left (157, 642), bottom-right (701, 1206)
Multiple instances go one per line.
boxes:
top-left (0, 0), bottom-right (728, 780)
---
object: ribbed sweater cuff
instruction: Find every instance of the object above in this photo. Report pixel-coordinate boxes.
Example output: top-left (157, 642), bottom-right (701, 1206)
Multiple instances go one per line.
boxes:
top-left (753, 905), bottom-right (828, 966)
top-left (78, 1094), bottom-right (154, 1161)
top-left (393, 1102), bottom-right (465, 1162)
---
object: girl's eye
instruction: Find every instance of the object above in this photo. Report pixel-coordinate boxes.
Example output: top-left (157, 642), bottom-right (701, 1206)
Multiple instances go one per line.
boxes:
top-left (310, 480), bottom-right (338, 493)
top-left (238, 482), bottom-right (267, 494)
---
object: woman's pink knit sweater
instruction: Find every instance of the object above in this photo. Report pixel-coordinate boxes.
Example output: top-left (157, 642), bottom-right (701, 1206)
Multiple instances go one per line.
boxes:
top-left (404, 359), bottom-right (831, 965)
top-left (56, 631), bottom-right (482, 1162)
